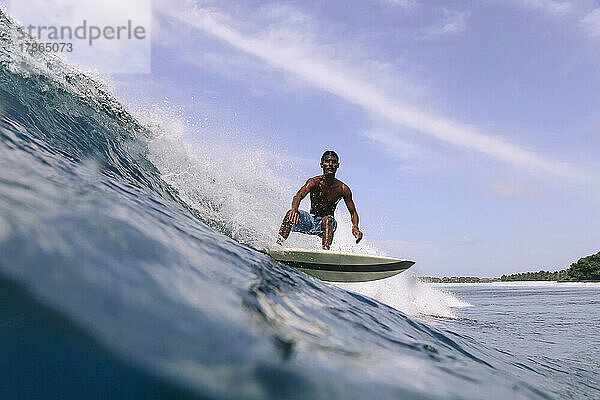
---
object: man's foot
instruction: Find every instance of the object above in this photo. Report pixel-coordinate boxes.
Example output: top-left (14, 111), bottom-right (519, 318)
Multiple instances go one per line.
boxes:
top-left (276, 235), bottom-right (285, 246)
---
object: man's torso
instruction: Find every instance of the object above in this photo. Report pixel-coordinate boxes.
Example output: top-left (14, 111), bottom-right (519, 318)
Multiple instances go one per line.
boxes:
top-left (308, 175), bottom-right (345, 216)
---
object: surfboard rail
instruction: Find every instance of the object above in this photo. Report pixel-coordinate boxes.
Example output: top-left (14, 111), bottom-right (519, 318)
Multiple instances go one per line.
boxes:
top-left (267, 247), bottom-right (414, 282)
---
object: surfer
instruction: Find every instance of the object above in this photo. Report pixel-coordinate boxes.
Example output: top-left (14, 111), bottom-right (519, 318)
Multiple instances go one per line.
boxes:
top-left (277, 150), bottom-right (363, 250)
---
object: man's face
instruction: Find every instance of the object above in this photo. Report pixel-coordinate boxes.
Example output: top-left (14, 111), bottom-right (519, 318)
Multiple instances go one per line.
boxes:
top-left (320, 156), bottom-right (339, 175)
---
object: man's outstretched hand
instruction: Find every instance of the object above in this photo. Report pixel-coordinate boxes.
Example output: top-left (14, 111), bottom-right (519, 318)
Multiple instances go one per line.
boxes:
top-left (352, 225), bottom-right (363, 244)
top-left (289, 210), bottom-right (301, 224)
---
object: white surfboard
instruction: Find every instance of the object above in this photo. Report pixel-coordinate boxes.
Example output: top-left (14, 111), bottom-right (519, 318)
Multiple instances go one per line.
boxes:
top-left (267, 248), bottom-right (414, 282)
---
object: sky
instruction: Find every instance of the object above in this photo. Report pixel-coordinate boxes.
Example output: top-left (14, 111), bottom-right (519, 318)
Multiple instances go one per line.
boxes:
top-left (6, 0), bottom-right (600, 276)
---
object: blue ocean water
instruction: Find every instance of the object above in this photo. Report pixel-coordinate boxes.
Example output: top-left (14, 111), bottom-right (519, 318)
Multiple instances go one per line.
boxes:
top-left (1, 8), bottom-right (598, 399)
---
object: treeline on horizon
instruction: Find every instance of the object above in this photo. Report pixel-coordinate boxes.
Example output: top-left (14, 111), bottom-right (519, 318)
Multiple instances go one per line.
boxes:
top-left (424, 251), bottom-right (600, 282)
top-left (501, 270), bottom-right (568, 281)
top-left (503, 251), bottom-right (600, 281)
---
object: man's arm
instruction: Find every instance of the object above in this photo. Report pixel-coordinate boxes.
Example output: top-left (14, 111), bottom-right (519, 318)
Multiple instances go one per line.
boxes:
top-left (289, 178), bottom-right (316, 224)
top-left (342, 185), bottom-right (363, 244)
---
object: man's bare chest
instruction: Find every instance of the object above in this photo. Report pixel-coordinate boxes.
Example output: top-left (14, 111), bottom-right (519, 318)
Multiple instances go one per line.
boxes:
top-left (310, 184), bottom-right (342, 204)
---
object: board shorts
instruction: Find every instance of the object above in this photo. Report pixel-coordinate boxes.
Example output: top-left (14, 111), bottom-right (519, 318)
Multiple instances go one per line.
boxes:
top-left (291, 210), bottom-right (337, 237)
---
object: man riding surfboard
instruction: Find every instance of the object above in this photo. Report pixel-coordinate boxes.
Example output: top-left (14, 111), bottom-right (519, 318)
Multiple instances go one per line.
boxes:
top-left (277, 150), bottom-right (363, 250)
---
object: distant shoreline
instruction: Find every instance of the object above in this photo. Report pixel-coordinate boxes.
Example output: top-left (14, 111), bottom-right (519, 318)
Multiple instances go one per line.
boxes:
top-left (419, 277), bottom-right (599, 283)
top-left (419, 252), bottom-right (600, 283)
top-left (420, 277), bottom-right (501, 283)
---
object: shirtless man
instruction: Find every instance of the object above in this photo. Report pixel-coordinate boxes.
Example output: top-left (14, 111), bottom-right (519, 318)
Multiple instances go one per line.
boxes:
top-left (277, 150), bottom-right (363, 250)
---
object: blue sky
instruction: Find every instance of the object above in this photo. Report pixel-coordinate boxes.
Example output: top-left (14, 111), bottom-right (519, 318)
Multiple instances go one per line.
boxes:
top-left (7, 0), bottom-right (600, 276)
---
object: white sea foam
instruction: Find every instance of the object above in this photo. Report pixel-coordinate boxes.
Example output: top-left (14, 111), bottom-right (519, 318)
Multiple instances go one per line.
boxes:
top-left (133, 103), bottom-right (301, 249)
top-left (335, 272), bottom-right (472, 319)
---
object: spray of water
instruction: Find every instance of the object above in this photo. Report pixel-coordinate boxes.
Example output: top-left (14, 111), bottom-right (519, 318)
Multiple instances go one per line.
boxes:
top-left (336, 272), bottom-right (472, 318)
top-left (131, 103), bottom-right (296, 249)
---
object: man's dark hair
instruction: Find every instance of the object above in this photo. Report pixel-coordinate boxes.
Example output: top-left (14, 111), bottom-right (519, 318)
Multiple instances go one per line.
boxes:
top-left (320, 150), bottom-right (339, 163)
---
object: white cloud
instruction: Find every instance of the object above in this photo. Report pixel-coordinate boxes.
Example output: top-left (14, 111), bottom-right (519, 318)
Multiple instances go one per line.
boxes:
top-left (420, 9), bottom-right (469, 38)
top-left (361, 129), bottom-right (445, 172)
top-left (362, 129), bottom-right (423, 160)
top-left (163, 5), bottom-right (596, 184)
top-left (580, 8), bottom-right (600, 37)
top-left (458, 236), bottom-right (476, 245)
top-left (157, 3), bottom-right (427, 102)
top-left (382, 0), bottom-right (417, 8)
top-left (507, 1), bottom-right (600, 40)
top-left (509, 0), bottom-right (576, 14)
top-left (438, 9), bottom-right (469, 35)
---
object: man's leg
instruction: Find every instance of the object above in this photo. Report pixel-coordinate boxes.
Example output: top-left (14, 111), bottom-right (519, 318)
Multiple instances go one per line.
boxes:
top-left (277, 210), bottom-right (294, 244)
top-left (321, 216), bottom-right (334, 250)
